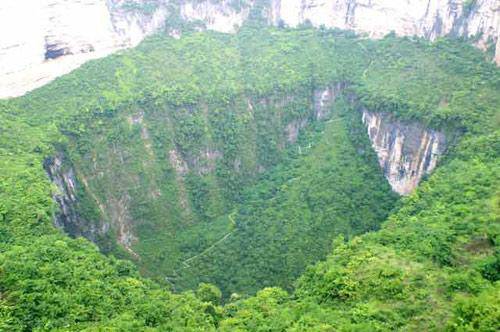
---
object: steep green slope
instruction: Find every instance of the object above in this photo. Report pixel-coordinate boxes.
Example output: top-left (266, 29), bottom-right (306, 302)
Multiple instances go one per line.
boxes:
top-left (175, 99), bottom-right (396, 295)
top-left (37, 28), bottom-right (397, 295)
top-left (3, 29), bottom-right (389, 293)
top-left (220, 132), bottom-right (499, 331)
top-left (0, 25), bottom-right (498, 330)
top-left (58, 84), bottom-right (330, 272)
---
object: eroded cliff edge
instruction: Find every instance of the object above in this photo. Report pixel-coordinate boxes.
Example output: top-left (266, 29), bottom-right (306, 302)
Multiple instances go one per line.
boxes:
top-left (270, 0), bottom-right (499, 61)
top-left (0, 0), bottom-right (168, 98)
top-left (362, 110), bottom-right (447, 195)
top-left (1, 0), bottom-right (498, 98)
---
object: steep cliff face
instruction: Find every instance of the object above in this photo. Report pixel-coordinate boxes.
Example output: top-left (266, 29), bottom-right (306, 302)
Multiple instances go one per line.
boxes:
top-left (180, 1), bottom-right (250, 33)
top-left (362, 109), bottom-right (447, 195)
top-left (1, 0), bottom-right (498, 98)
top-left (43, 84), bottom-right (342, 256)
top-left (44, 154), bottom-right (109, 242)
top-left (44, 154), bottom-right (80, 233)
top-left (270, 0), bottom-right (499, 63)
top-left (44, 152), bottom-right (138, 255)
top-left (0, 0), bottom-right (168, 98)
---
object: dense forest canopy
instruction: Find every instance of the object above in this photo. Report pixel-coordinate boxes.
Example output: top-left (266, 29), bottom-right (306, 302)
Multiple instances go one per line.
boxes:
top-left (0, 24), bottom-right (498, 331)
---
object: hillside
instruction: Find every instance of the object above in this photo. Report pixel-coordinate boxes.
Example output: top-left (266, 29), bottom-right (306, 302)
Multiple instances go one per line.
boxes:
top-left (0, 26), bottom-right (498, 331)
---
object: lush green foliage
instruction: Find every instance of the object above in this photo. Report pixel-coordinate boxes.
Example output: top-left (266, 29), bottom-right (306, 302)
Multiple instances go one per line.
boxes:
top-left (0, 24), bottom-right (498, 330)
top-left (175, 100), bottom-right (396, 295)
top-left (0, 236), bottom-right (218, 331)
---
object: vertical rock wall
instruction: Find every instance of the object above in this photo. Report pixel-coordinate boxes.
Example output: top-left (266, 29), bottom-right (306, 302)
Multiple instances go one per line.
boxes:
top-left (362, 109), bottom-right (447, 195)
top-left (0, 0), bottom-right (168, 98)
top-left (0, 0), bottom-right (498, 98)
top-left (44, 154), bottom-right (109, 241)
top-left (44, 153), bottom-right (138, 255)
top-left (180, 1), bottom-right (250, 33)
top-left (269, 0), bottom-right (499, 65)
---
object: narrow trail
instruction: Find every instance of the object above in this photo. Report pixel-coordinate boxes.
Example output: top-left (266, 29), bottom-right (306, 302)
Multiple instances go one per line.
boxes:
top-left (181, 230), bottom-right (234, 268)
top-left (165, 117), bottom-right (347, 287)
top-left (180, 212), bottom-right (236, 267)
top-left (165, 212), bottom-right (237, 287)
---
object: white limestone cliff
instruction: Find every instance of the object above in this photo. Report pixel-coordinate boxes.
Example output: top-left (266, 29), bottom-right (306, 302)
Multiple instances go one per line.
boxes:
top-left (180, 1), bottom-right (250, 33)
top-left (362, 109), bottom-right (447, 195)
top-left (1, 0), bottom-right (498, 98)
top-left (0, 0), bottom-right (168, 99)
top-left (270, 0), bottom-right (499, 65)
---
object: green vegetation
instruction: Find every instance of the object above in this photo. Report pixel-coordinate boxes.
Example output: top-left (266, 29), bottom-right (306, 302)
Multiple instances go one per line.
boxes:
top-left (463, 0), bottom-right (478, 16)
top-left (175, 100), bottom-right (396, 295)
top-left (120, 0), bottom-right (161, 15)
top-left (0, 25), bottom-right (498, 330)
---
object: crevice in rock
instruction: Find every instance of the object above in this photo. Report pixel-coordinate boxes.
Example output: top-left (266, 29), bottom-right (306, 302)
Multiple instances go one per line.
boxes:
top-left (44, 42), bottom-right (71, 60)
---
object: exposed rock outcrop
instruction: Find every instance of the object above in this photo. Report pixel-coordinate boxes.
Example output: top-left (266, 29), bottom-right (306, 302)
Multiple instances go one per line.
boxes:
top-left (362, 109), bottom-right (447, 195)
top-left (0, 0), bottom-right (168, 98)
top-left (44, 154), bottom-right (109, 241)
top-left (44, 153), bottom-right (138, 255)
top-left (1, 0), bottom-right (498, 98)
top-left (269, 0), bottom-right (499, 65)
top-left (180, 1), bottom-right (250, 33)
